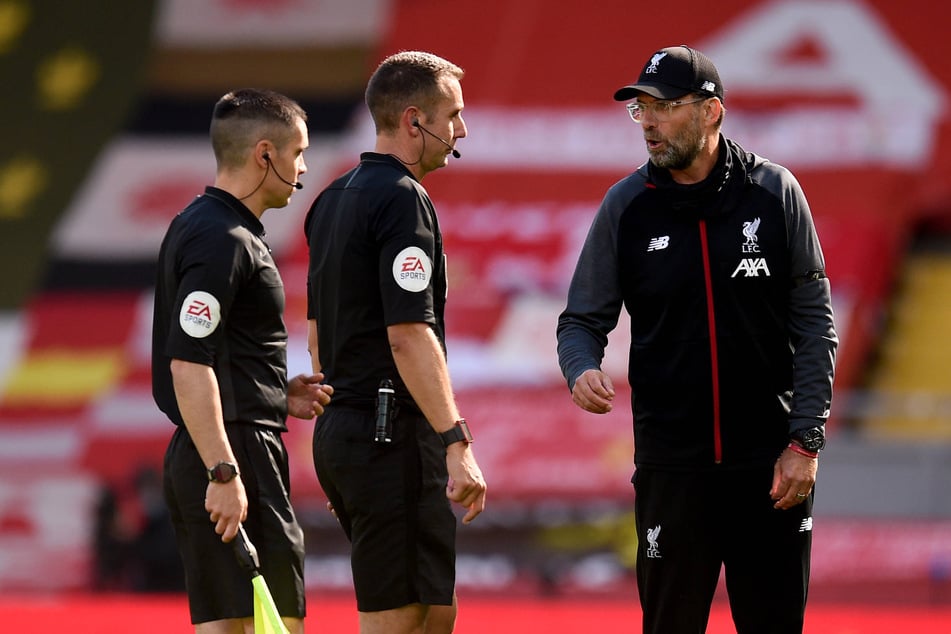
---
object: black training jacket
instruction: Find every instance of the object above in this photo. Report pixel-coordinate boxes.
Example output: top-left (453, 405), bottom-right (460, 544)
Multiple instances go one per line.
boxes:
top-left (557, 137), bottom-right (837, 470)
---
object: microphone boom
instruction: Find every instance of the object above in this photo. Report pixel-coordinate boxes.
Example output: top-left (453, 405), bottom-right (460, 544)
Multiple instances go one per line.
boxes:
top-left (413, 121), bottom-right (461, 159)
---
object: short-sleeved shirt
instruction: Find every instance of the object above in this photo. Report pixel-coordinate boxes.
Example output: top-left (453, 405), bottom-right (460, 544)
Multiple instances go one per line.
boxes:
top-left (304, 153), bottom-right (447, 409)
top-left (152, 186), bottom-right (290, 429)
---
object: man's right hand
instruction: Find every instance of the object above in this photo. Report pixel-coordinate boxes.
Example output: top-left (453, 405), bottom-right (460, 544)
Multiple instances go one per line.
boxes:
top-left (571, 368), bottom-right (615, 413)
top-left (205, 478), bottom-right (248, 543)
top-left (445, 444), bottom-right (486, 525)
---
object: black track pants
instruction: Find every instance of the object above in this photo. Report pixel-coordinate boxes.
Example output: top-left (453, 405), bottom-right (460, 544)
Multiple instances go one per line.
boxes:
top-left (633, 466), bottom-right (813, 634)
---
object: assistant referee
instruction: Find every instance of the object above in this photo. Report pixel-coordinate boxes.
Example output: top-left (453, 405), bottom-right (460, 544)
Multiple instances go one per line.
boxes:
top-left (152, 89), bottom-right (332, 633)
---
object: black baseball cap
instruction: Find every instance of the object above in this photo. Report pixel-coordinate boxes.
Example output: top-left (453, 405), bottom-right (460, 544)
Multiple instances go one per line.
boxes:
top-left (614, 45), bottom-right (723, 102)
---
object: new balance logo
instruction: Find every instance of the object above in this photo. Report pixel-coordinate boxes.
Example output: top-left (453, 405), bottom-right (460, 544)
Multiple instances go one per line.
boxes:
top-left (799, 517), bottom-right (813, 533)
top-left (731, 258), bottom-right (771, 277)
top-left (647, 236), bottom-right (670, 252)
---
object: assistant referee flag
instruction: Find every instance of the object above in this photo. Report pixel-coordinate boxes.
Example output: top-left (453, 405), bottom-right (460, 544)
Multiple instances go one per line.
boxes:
top-left (234, 526), bottom-right (290, 634)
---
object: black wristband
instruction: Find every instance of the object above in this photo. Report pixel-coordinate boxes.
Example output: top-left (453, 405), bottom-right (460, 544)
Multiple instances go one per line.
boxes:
top-left (438, 419), bottom-right (473, 447)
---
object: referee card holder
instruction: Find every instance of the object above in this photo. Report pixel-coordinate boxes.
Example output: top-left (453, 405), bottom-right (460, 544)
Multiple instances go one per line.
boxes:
top-left (233, 525), bottom-right (290, 634)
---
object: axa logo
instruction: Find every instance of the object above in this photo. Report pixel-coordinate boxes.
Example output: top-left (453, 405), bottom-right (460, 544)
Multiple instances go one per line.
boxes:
top-left (646, 525), bottom-right (662, 559)
top-left (646, 52), bottom-right (667, 74)
top-left (731, 258), bottom-right (771, 277)
top-left (742, 217), bottom-right (761, 253)
top-left (647, 236), bottom-right (669, 252)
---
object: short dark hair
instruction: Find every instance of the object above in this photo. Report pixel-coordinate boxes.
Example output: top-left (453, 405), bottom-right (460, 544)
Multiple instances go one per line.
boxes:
top-left (365, 51), bottom-right (464, 134)
top-left (210, 89), bottom-right (307, 169)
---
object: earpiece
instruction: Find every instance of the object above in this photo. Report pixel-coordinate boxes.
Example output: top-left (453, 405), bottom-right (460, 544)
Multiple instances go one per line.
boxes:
top-left (411, 118), bottom-right (420, 128)
top-left (260, 150), bottom-right (303, 190)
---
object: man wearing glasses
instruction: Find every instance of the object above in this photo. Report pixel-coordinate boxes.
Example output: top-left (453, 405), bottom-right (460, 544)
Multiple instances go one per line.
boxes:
top-left (557, 45), bottom-right (837, 633)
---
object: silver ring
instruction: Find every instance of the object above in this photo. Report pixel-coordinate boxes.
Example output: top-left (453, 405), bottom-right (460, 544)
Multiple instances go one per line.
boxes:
top-left (795, 493), bottom-right (807, 498)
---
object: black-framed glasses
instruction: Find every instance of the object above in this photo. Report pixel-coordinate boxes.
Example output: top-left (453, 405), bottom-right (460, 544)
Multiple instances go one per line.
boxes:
top-left (626, 97), bottom-right (708, 123)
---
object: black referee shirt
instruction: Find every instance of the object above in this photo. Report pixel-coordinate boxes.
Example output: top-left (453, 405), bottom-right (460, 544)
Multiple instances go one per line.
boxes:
top-left (304, 153), bottom-right (448, 410)
top-left (152, 186), bottom-right (290, 430)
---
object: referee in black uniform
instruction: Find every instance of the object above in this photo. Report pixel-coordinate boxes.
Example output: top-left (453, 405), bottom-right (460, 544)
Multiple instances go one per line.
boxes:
top-left (304, 51), bottom-right (486, 634)
top-left (152, 89), bottom-right (332, 633)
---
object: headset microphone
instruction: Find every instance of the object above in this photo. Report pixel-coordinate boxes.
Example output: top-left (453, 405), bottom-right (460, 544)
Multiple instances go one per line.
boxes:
top-left (412, 119), bottom-right (461, 159)
top-left (262, 153), bottom-right (303, 190)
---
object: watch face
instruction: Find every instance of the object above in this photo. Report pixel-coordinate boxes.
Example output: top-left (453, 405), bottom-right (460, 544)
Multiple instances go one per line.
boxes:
top-left (209, 462), bottom-right (238, 483)
top-left (799, 428), bottom-right (825, 452)
top-left (457, 420), bottom-right (474, 443)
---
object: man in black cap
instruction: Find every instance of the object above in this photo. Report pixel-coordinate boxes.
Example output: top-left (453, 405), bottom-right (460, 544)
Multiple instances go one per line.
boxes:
top-left (557, 45), bottom-right (837, 633)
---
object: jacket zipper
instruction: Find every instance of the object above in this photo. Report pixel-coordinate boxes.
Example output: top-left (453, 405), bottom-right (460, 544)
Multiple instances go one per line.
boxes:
top-left (698, 219), bottom-right (722, 463)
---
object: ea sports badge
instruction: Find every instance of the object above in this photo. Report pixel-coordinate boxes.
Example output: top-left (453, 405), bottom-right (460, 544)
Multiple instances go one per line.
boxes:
top-left (179, 290), bottom-right (221, 338)
top-left (392, 246), bottom-right (431, 292)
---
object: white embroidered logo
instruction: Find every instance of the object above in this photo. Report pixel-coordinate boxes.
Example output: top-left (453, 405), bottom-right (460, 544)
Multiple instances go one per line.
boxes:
top-left (731, 258), bottom-right (771, 278)
top-left (742, 217), bottom-right (761, 253)
top-left (647, 236), bottom-right (670, 252)
top-left (646, 525), bottom-right (663, 559)
top-left (799, 518), bottom-right (813, 533)
top-left (646, 52), bottom-right (667, 74)
top-left (701, 81), bottom-right (717, 93)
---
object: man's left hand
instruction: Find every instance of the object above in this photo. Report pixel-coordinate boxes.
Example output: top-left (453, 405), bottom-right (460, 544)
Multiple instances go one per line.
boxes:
top-left (770, 446), bottom-right (818, 510)
top-left (287, 373), bottom-right (333, 419)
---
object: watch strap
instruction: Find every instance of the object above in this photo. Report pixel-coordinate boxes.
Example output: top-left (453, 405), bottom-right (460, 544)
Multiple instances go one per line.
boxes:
top-left (787, 442), bottom-right (819, 459)
top-left (438, 419), bottom-right (473, 447)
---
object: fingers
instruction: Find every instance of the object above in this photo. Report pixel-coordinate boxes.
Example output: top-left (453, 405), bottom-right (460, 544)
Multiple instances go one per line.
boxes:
top-left (205, 482), bottom-right (247, 541)
top-left (298, 373), bottom-right (334, 396)
top-left (572, 370), bottom-right (615, 413)
top-left (771, 454), bottom-right (815, 509)
top-left (208, 509), bottom-right (243, 542)
top-left (219, 518), bottom-right (240, 543)
top-left (773, 487), bottom-right (811, 510)
top-left (287, 379), bottom-right (335, 419)
top-left (446, 474), bottom-right (487, 524)
top-left (294, 372), bottom-right (324, 385)
top-left (461, 490), bottom-right (486, 525)
top-left (309, 379), bottom-right (333, 416)
top-left (452, 488), bottom-right (485, 525)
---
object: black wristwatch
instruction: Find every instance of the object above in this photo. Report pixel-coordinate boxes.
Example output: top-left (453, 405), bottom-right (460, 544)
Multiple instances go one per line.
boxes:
top-left (439, 419), bottom-right (473, 447)
top-left (789, 427), bottom-right (825, 453)
top-left (207, 461), bottom-right (240, 483)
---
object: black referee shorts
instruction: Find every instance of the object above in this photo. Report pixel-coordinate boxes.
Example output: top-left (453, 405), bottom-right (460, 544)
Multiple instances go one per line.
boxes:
top-left (314, 406), bottom-right (456, 612)
top-left (163, 424), bottom-right (306, 625)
